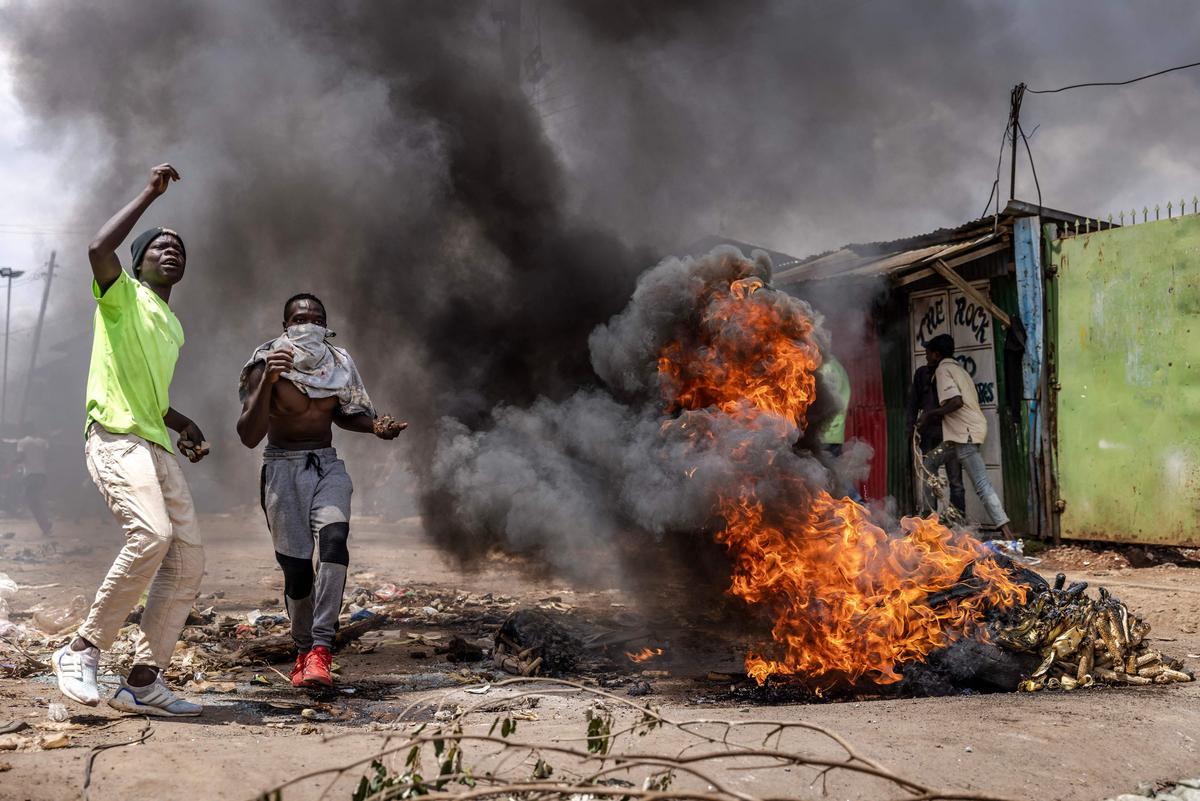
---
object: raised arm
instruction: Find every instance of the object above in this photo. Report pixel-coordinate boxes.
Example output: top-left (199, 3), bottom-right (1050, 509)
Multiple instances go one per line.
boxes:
top-left (88, 164), bottom-right (180, 292)
top-left (237, 350), bottom-right (294, 448)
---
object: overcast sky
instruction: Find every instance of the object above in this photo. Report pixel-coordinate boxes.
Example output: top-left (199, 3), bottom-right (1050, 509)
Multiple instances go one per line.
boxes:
top-left (0, 1), bottom-right (1197, 433)
top-left (3, 3), bottom-right (1198, 290)
top-left (0, 49), bottom-right (81, 327)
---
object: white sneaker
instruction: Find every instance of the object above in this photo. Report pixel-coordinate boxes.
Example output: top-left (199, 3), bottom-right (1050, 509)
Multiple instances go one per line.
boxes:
top-left (52, 644), bottom-right (100, 707)
top-left (108, 677), bottom-right (202, 717)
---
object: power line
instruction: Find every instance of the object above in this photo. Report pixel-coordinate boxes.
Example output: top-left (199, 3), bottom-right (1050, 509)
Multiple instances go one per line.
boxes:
top-left (1027, 59), bottom-right (1200, 94)
top-left (979, 105), bottom-right (1015, 219)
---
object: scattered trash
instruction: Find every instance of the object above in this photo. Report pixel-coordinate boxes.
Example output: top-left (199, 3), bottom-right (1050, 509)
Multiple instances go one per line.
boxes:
top-left (46, 703), bottom-right (68, 723)
top-left (440, 636), bottom-right (485, 664)
top-left (40, 732), bottom-right (70, 750)
top-left (0, 574), bottom-right (18, 599)
top-left (405, 632), bottom-right (442, 645)
top-left (0, 722), bottom-right (29, 735)
top-left (185, 607), bottom-right (215, 626)
top-left (32, 595), bottom-right (88, 635)
top-left (301, 708), bottom-right (318, 720)
top-left (267, 701), bottom-right (303, 710)
top-left (251, 674), bottom-right (271, 686)
top-left (374, 583), bottom-right (400, 602)
top-left (983, 539), bottom-right (1041, 566)
top-left (465, 684), bottom-right (492, 695)
top-left (350, 608), bottom-right (377, 623)
top-left (627, 680), bottom-right (653, 697)
top-left (185, 680), bottom-right (237, 694)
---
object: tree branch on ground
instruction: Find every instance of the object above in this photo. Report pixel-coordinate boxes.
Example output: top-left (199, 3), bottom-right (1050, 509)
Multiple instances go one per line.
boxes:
top-left (252, 678), bottom-right (1021, 801)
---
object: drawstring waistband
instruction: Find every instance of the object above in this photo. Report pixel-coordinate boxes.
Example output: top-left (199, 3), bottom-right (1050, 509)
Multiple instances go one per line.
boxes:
top-left (262, 446), bottom-right (338, 482)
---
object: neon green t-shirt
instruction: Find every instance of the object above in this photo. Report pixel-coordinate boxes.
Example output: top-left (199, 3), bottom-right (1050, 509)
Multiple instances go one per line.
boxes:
top-left (818, 356), bottom-right (851, 445)
top-left (84, 270), bottom-right (183, 452)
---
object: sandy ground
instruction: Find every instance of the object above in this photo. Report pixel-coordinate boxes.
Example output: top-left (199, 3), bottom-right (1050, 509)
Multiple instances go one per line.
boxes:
top-left (0, 512), bottom-right (1197, 801)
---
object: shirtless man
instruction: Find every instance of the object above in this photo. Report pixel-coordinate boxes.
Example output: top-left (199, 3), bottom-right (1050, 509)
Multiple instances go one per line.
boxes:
top-left (237, 294), bottom-right (405, 687)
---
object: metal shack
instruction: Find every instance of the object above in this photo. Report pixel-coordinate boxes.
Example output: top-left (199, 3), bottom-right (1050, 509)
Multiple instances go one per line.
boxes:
top-left (1045, 208), bottom-right (1200, 547)
top-left (755, 200), bottom-right (1119, 541)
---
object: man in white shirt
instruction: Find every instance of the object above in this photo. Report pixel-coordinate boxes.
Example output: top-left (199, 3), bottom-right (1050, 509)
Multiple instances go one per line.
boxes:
top-left (16, 425), bottom-right (51, 537)
top-left (917, 335), bottom-right (1014, 539)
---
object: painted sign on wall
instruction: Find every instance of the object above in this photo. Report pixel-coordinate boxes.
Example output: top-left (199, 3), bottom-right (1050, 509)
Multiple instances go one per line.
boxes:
top-left (909, 282), bottom-right (1004, 525)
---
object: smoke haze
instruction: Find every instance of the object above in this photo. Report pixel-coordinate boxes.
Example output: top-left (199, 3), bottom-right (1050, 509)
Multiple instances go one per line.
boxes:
top-left (1, 1), bottom-right (1198, 567)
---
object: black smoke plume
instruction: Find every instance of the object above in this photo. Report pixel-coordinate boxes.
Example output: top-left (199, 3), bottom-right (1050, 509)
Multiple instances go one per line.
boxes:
top-left (0, 2), bottom-right (662, 529)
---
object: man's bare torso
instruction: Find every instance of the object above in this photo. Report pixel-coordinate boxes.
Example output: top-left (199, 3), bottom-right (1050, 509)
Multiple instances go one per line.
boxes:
top-left (266, 375), bottom-right (339, 450)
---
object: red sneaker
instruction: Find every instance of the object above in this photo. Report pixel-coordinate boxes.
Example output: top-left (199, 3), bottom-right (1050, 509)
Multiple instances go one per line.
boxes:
top-left (302, 646), bottom-right (333, 687)
top-left (291, 652), bottom-right (308, 688)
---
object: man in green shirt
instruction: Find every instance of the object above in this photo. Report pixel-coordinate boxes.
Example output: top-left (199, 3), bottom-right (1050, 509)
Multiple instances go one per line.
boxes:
top-left (53, 164), bottom-right (209, 717)
top-left (818, 355), bottom-right (864, 504)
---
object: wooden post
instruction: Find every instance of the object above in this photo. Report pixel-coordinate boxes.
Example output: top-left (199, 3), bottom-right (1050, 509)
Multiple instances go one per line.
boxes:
top-left (1009, 83), bottom-right (1025, 201)
top-left (928, 258), bottom-right (1012, 329)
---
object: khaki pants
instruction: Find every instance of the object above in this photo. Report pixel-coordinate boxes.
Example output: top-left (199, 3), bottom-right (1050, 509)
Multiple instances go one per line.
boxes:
top-left (77, 425), bottom-right (204, 668)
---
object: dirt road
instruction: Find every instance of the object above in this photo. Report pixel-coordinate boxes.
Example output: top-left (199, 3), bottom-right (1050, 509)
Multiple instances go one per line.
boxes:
top-left (0, 512), bottom-right (1197, 801)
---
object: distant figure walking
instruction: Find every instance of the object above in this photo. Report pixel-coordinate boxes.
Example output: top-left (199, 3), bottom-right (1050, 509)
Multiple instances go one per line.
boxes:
top-left (16, 424), bottom-right (51, 537)
top-left (818, 355), bottom-right (864, 504)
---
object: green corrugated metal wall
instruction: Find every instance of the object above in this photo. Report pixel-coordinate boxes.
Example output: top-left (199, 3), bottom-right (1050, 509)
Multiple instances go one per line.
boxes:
top-left (989, 275), bottom-right (1031, 533)
top-left (1050, 216), bottom-right (1200, 545)
top-left (1043, 225), bottom-right (1060, 541)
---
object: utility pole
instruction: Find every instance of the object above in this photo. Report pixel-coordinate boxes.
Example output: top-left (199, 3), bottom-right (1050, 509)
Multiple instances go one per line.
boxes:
top-left (0, 267), bottom-right (25, 432)
top-left (20, 251), bottom-right (54, 425)
top-left (1009, 83), bottom-right (1026, 201)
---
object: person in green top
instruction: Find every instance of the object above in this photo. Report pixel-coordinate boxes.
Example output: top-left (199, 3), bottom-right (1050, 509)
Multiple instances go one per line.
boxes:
top-left (817, 355), bottom-right (864, 504)
top-left (52, 164), bottom-right (209, 717)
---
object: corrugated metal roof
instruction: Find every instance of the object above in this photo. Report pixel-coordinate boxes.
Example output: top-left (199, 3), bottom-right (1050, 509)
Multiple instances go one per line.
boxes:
top-left (683, 200), bottom-right (1108, 289)
top-left (773, 231), bottom-right (999, 285)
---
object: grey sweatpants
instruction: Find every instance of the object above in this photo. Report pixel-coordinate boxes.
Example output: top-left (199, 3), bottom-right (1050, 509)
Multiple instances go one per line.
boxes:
top-left (260, 447), bottom-right (352, 651)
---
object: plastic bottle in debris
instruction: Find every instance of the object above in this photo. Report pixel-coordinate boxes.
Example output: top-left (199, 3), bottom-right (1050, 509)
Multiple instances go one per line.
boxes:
top-left (986, 539), bottom-right (1024, 557)
top-left (984, 538), bottom-right (1041, 566)
top-left (0, 572), bottom-right (18, 600)
top-left (33, 595), bottom-right (89, 635)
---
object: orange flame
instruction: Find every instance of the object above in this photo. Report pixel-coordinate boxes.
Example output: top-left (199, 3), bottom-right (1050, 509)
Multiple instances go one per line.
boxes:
top-left (625, 647), bottom-right (665, 663)
top-left (659, 274), bottom-right (1027, 688)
